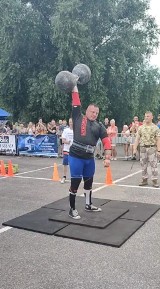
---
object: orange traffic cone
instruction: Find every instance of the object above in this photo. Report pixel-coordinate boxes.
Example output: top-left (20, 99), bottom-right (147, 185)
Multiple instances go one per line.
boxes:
top-left (0, 160), bottom-right (7, 176)
top-left (105, 166), bottom-right (113, 185)
top-left (7, 160), bottom-right (14, 177)
top-left (52, 163), bottom-right (60, 181)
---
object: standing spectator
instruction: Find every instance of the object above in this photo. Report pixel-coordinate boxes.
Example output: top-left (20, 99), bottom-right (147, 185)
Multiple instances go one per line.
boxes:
top-left (107, 119), bottom-right (118, 160)
top-left (61, 118), bottom-right (73, 184)
top-left (57, 120), bottom-right (63, 136)
top-left (130, 122), bottom-right (138, 158)
top-left (26, 122), bottom-right (35, 135)
top-left (104, 117), bottom-right (109, 129)
top-left (133, 111), bottom-right (160, 187)
top-left (94, 139), bottom-right (103, 159)
top-left (19, 123), bottom-right (27, 134)
top-left (3, 121), bottom-right (13, 134)
top-left (57, 120), bottom-right (63, 157)
top-left (35, 118), bottom-right (47, 135)
top-left (12, 124), bottom-right (19, 135)
top-left (47, 119), bottom-right (57, 135)
top-left (130, 116), bottom-right (142, 159)
top-left (129, 116), bottom-right (142, 130)
top-left (57, 119), bottom-right (68, 157)
top-left (121, 125), bottom-right (131, 160)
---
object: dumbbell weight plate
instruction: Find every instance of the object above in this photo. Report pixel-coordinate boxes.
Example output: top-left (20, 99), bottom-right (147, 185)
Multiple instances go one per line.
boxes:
top-left (72, 64), bottom-right (91, 85)
top-left (55, 71), bottom-right (77, 93)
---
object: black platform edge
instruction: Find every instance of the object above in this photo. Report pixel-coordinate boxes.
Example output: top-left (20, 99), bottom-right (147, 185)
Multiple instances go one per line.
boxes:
top-left (54, 221), bottom-right (144, 248)
top-left (2, 207), bottom-right (69, 235)
top-left (2, 223), bottom-right (65, 236)
top-left (121, 206), bottom-right (160, 222)
top-left (48, 208), bottom-right (129, 229)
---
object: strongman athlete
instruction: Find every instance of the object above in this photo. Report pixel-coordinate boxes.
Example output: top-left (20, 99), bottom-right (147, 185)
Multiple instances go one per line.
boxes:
top-left (68, 85), bottom-right (111, 219)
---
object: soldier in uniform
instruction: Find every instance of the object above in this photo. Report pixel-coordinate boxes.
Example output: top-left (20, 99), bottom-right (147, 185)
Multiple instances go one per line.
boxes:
top-left (133, 111), bottom-right (160, 187)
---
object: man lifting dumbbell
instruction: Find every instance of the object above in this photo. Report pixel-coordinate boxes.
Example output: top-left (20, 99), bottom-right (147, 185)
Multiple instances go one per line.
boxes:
top-left (55, 64), bottom-right (111, 219)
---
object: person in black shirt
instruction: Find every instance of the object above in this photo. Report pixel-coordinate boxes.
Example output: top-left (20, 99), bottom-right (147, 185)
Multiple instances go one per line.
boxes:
top-left (68, 85), bottom-right (111, 219)
top-left (47, 119), bottom-right (57, 134)
top-left (104, 117), bottom-right (109, 129)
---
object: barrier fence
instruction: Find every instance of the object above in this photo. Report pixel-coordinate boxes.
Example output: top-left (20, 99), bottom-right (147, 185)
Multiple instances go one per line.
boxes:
top-left (0, 134), bottom-right (58, 157)
top-left (0, 133), bottom-right (134, 157)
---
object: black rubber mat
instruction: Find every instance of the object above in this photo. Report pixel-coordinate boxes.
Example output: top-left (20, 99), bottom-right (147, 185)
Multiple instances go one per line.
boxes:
top-left (42, 196), bottom-right (110, 211)
top-left (2, 198), bottom-right (160, 247)
top-left (55, 218), bottom-right (143, 247)
top-left (2, 208), bottom-right (68, 235)
top-left (101, 201), bottom-right (160, 222)
top-left (49, 207), bottom-right (129, 228)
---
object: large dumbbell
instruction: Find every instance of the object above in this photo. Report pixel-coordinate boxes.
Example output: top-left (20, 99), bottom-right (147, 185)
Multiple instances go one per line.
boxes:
top-left (55, 64), bottom-right (91, 93)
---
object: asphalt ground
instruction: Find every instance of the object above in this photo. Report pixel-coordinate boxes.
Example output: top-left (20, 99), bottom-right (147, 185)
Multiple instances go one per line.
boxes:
top-left (0, 148), bottom-right (160, 289)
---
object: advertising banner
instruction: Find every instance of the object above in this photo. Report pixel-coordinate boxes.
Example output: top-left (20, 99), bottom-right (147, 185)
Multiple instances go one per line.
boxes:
top-left (17, 134), bottom-right (58, 157)
top-left (0, 135), bottom-right (16, 155)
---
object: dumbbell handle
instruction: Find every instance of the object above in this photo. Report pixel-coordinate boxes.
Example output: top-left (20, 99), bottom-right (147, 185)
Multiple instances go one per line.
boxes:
top-left (72, 85), bottom-right (78, 92)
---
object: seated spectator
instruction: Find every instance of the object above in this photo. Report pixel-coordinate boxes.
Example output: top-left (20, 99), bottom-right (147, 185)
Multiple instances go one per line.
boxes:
top-left (35, 118), bottom-right (47, 135)
top-left (26, 122), bottom-right (35, 135)
top-left (121, 125), bottom-right (131, 160)
top-left (107, 119), bottom-right (118, 160)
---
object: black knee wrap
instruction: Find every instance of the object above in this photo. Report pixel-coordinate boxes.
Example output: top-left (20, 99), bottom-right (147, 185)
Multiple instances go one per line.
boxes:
top-left (83, 177), bottom-right (93, 190)
top-left (70, 177), bottom-right (82, 193)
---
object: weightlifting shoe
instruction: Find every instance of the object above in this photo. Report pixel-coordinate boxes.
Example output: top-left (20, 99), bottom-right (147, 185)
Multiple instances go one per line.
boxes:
top-left (85, 204), bottom-right (102, 212)
top-left (152, 180), bottom-right (159, 188)
top-left (69, 208), bottom-right (81, 219)
top-left (139, 179), bottom-right (148, 186)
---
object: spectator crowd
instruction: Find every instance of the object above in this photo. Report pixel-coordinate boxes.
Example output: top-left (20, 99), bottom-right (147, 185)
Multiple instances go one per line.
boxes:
top-left (0, 114), bottom-right (160, 160)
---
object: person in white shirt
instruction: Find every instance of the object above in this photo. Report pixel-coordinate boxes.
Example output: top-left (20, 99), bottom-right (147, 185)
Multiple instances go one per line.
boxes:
top-left (61, 118), bottom-right (73, 183)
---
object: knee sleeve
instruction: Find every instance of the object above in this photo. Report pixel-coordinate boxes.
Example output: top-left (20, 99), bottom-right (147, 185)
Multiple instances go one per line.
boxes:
top-left (70, 177), bottom-right (82, 193)
top-left (83, 177), bottom-right (93, 190)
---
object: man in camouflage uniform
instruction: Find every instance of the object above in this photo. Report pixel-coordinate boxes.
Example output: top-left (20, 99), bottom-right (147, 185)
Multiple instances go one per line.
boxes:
top-left (133, 111), bottom-right (160, 187)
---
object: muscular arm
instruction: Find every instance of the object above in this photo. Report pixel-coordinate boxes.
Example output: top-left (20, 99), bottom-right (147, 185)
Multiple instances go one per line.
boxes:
top-left (71, 86), bottom-right (82, 125)
top-left (72, 86), bottom-right (81, 106)
top-left (102, 137), bottom-right (112, 160)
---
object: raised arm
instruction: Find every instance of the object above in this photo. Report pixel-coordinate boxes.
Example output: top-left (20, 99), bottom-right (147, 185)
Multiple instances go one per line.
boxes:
top-left (71, 85), bottom-right (82, 123)
top-left (72, 85), bottom-right (81, 106)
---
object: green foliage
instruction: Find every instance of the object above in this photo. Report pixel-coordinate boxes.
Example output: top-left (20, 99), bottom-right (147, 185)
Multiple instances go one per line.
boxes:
top-left (0, 0), bottom-right (160, 126)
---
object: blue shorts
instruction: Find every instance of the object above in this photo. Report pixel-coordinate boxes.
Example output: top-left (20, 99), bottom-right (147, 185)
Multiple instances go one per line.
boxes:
top-left (63, 154), bottom-right (69, 165)
top-left (68, 155), bottom-right (95, 178)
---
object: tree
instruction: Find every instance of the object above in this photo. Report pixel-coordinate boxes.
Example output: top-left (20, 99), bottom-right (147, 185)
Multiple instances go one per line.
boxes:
top-left (0, 0), bottom-right (160, 125)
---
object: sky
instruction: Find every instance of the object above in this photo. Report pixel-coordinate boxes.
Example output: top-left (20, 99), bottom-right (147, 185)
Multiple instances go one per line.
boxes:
top-left (149, 0), bottom-right (160, 67)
